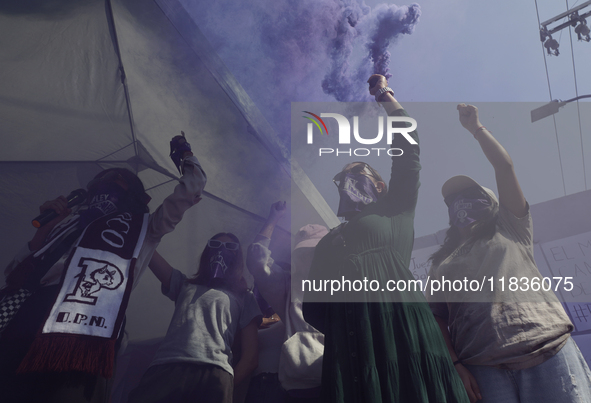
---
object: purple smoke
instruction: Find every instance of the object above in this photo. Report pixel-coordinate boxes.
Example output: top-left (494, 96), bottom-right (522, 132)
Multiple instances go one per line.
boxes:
top-left (368, 4), bottom-right (421, 79)
top-left (321, 2), bottom-right (421, 101)
top-left (182, 0), bottom-right (421, 140)
top-left (320, 2), bottom-right (369, 102)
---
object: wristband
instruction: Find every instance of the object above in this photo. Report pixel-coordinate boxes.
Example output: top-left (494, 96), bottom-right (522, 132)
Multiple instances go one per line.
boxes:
top-left (375, 86), bottom-right (394, 102)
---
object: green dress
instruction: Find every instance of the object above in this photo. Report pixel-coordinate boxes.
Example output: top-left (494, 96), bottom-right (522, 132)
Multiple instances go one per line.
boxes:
top-left (303, 109), bottom-right (469, 403)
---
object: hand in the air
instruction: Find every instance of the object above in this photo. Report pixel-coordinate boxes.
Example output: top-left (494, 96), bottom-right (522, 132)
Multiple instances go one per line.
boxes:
top-left (268, 201), bottom-right (287, 223)
top-left (457, 104), bottom-right (483, 136)
top-left (170, 131), bottom-right (193, 173)
top-left (368, 74), bottom-right (388, 96)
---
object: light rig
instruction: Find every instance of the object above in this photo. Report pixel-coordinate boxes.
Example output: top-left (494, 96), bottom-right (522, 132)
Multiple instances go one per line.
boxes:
top-left (540, 0), bottom-right (591, 56)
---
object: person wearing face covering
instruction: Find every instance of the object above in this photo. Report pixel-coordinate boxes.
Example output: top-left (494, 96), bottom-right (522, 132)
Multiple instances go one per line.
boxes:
top-left (302, 75), bottom-right (470, 403)
top-left (0, 135), bottom-right (205, 403)
top-left (245, 202), bottom-right (329, 403)
top-left (127, 233), bottom-right (262, 403)
top-left (427, 104), bottom-right (591, 403)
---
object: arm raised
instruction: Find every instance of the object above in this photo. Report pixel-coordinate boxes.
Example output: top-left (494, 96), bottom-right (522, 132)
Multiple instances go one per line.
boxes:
top-left (254, 201), bottom-right (286, 243)
top-left (368, 74), bottom-right (402, 114)
top-left (457, 104), bottom-right (527, 218)
top-left (368, 74), bottom-right (420, 213)
top-left (148, 250), bottom-right (174, 291)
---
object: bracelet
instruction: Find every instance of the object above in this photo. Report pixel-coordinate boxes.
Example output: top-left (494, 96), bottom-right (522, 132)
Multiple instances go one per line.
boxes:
top-left (473, 126), bottom-right (488, 134)
top-left (453, 360), bottom-right (463, 366)
top-left (375, 86), bottom-right (394, 102)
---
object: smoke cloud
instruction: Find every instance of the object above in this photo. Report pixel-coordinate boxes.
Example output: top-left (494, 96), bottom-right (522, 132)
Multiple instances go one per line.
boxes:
top-left (368, 4), bottom-right (422, 79)
top-left (182, 0), bottom-right (421, 140)
top-left (322, 2), bottom-right (421, 101)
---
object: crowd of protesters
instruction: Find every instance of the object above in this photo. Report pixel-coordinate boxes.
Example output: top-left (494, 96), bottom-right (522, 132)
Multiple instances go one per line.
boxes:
top-left (1, 74), bottom-right (590, 403)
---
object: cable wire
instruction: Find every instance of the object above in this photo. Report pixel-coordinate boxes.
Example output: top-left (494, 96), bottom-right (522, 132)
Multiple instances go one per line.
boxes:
top-left (535, 0), bottom-right (554, 100)
top-left (566, 0), bottom-right (587, 190)
top-left (535, 0), bottom-right (567, 195)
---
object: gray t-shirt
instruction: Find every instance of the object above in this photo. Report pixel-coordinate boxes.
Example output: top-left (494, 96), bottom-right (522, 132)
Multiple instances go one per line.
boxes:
top-left (428, 204), bottom-right (573, 370)
top-left (150, 269), bottom-right (262, 375)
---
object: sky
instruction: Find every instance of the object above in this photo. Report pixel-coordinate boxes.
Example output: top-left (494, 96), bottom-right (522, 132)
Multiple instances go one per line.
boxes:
top-left (182, 0), bottom-right (591, 237)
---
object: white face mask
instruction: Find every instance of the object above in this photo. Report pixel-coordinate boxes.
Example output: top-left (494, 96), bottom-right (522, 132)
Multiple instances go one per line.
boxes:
top-left (208, 248), bottom-right (237, 281)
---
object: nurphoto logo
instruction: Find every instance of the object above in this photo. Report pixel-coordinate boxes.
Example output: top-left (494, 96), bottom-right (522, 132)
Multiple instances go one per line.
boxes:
top-left (303, 112), bottom-right (417, 157)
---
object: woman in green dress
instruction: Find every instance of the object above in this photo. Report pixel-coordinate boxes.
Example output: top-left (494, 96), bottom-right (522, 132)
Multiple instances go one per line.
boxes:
top-left (303, 74), bottom-right (469, 403)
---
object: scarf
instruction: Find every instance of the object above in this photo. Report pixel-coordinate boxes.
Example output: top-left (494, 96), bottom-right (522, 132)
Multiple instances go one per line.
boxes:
top-left (336, 173), bottom-right (379, 218)
top-left (17, 211), bottom-right (149, 378)
top-left (448, 195), bottom-right (492, 228)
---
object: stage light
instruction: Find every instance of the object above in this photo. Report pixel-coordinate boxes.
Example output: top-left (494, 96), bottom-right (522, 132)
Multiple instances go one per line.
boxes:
top-left (575, 19), bottom-right (591, 41)
top-left (538, 2), bottom-right (591, 55)
top-left (544, 36), bottom-right (560, 56)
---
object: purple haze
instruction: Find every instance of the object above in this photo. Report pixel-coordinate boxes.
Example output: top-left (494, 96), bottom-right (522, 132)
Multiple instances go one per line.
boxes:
top-left (369, 4), bottom-right (422, 79)
top-left (181, 0), bottom-right (421, 140)
top-left (322, 2), bottom-right (421, 101)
